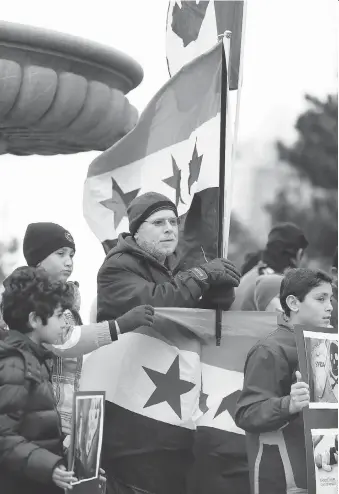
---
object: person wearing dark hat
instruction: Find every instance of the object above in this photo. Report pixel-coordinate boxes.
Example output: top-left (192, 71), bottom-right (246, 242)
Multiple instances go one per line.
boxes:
top-left (232, 222), bottom-right (308, 311)
top-left (96, 191), bottom-right (241, 493)
top-left (21, 222), bottom-right (155, 437)
top-left (97, 191), bottom-right (240, 322)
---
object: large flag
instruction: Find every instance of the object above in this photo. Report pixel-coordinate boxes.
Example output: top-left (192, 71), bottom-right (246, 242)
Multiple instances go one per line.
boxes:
top-left (80, 309), bottom-right (277, 493)
top-left (166, 0), bottom-right (245, 90)
top-left (159, 308), bottom-right (278, 494)
top-left (83, 41), bottom-right (233, 269)
top-left (166, 0), bottom-right (246, 166)
top-left (80, 313), bottom-right (202, 493)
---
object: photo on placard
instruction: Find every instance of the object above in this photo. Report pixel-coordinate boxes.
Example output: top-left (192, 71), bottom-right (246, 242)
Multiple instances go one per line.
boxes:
top-left (304, 332), bottom-right (338, 409)
top-left (70, 393), bottom-right (105, 485)
top-left (312, 429), bottom-right (338, 494)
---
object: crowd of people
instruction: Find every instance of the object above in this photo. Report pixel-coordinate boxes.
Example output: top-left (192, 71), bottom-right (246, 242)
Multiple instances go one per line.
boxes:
top-left (0, 190), bottom-right (337, 494)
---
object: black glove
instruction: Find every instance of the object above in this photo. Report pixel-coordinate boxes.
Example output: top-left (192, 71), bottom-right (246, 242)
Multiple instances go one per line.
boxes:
top-left (115, 305), bottom-right (155, 335)
top-left (200, 285), bottom-right (236, 310)
top-left (188, 258), bottom-right (241, 289)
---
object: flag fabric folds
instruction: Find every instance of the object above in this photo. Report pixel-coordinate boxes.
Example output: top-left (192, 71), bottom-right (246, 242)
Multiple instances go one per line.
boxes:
top-left (83, 41), bottom-right (232, 270)
top-left (80, 309), bottom-right (277, 493)
top-left (166, 0), bottom-right (245, 91)
top-left (80, 313), bottom-right (202, 493)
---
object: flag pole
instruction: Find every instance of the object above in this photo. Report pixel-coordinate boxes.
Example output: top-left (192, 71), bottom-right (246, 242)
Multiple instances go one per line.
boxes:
top-left (216, 31), bottom-right (231, 346)
top-left (215, 1), bottom-right (248, 345)
top-left (223, 0), bottom-right (248, 256)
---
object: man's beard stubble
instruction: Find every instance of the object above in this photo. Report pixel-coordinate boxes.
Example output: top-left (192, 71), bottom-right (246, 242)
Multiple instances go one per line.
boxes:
top-left (135, 237), bottom-right (167, 264)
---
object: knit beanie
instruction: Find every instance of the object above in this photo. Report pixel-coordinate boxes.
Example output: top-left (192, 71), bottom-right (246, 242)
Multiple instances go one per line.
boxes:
top-left (23, 222), bottom-right (76, 267)
top-left (127, 192), bottom-right (178, 235)
top-left (267, 223), bottom-right (308, 252)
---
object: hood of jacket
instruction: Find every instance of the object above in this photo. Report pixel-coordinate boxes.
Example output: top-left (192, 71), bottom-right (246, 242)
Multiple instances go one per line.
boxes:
top-left (105, 233), bottom-right (179, 273)
top-left (0, 330), bottom-right (53, 362)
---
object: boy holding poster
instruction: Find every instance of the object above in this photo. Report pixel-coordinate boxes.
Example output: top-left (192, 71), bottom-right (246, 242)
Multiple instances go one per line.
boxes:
top-left (235, 268), bottom-right (333, 493)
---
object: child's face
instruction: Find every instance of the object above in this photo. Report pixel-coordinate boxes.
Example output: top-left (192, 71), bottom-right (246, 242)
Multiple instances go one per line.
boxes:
top-left (36, 305), bottom-right (67, 345)
top-left (39, 247), bottom-right (74, 282)
top-left (296, 282), bottom-right (333, 327)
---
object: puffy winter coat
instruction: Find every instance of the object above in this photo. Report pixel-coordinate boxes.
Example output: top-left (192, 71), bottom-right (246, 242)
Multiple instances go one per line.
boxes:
top-left (0, 330), bottom-right (64, 494)
top-left (97, 233), bottom-right (234, 322)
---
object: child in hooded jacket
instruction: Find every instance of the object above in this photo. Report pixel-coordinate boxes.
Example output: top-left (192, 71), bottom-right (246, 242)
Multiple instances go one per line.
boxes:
top-left (0, 266), bottom-right (77, 494)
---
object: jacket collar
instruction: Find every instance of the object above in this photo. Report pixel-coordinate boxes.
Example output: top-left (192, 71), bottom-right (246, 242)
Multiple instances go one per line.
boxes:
top-left (2, 330), bottom-right (53, 361)
top-left (277, 312), bottom-right (294, 332)
top-left (107, 233), bottom-right (178, 272)
top-left (0, 330), bottom-right (53, 383)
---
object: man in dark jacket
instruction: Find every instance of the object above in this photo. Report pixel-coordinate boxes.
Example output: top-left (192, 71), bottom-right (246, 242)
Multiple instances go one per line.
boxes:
top-left (97, 192), bottom-right (240, 322)
top-left (232, 222), bottom-right (308, 311)
top-left (96, 192), bottom-right (241, 493)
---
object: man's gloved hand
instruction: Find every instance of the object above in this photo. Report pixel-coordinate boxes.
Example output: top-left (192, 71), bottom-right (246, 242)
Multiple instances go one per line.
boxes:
top-left (200, 285), bottom-right (235, 310)
top-left (116, 305), bottom-right (155, 334)
top-left (188, 258), bottom-right (241, 289)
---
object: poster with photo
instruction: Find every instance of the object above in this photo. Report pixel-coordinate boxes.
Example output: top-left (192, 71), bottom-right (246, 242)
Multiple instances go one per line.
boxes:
top-left (295, 325), bottom-right (338, 494)
top-left (312, 429), bottom-right (338, 494)
top-left (69, 391), bottom-right (105, 487)
top-left (304, 332), bottom-right (338, 409)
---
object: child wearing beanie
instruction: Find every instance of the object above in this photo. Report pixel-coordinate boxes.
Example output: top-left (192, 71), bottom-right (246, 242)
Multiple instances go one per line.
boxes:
top-left (22, 222), bottom-right (155, 435)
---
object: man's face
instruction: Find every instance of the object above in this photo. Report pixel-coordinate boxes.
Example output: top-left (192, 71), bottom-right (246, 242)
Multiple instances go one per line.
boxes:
top-left (295, 282), bottom-right (333, 328)
top-left (36, 304), bottom-right (67, 345)
top-left (39, 246), bottom-right (74, 282)
top-left (135, 209), bottom-right (179, 258)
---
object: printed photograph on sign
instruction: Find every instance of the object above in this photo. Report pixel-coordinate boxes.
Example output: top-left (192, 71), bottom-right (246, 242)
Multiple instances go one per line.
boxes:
top-left (304, 332), bottom-right (338, 409)
top-left (312, 429), bottom-right (338, 494)
top-left (70, 393), bottom-right (105, 485)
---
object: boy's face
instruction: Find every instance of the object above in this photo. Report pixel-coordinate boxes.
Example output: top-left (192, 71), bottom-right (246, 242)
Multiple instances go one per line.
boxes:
top-left (36, 304), bottom-right (66, 345)
top-left (295, 282), bottom-right (333, 327)
top-left (39, 247), bottom-right (74, 282)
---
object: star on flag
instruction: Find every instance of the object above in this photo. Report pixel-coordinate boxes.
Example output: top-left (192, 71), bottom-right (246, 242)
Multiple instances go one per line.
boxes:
top-left (143, 355), bottom-right (196, 419)
top-left (214, 390), bottom-right (242, 419)
top-left (100, 177), bottom-right (140, 229)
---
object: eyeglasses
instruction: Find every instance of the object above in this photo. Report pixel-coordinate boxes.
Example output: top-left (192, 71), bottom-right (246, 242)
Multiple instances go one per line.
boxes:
top-left (144, 218), bottom-right (180, 228)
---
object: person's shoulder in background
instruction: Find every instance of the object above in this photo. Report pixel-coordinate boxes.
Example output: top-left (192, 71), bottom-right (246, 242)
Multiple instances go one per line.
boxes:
top-left (254, 274), bottom-right (283, 312)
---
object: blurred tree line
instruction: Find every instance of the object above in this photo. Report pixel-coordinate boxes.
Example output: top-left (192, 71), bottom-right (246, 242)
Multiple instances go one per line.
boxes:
top-left (266, 93), bottom-right (338, 265)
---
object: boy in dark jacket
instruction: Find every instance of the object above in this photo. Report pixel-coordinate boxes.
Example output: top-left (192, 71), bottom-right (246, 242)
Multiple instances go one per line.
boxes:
top-left (235, 268), bottom-right (333, 494)
top-left (0, 266), bottom-right (78, 494)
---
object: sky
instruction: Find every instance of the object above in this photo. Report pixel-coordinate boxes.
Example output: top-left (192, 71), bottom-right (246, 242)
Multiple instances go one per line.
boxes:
top-left (0, 0), bottom-right (337, 321)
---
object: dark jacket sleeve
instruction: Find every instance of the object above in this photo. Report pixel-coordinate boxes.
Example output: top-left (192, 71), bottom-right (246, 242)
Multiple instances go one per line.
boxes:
top-left (0, 358), bottom-right (62, 483)
top-left (97, 263), bottom-right (205, 321)
top-left (235, 345), bottom-right (296, 433)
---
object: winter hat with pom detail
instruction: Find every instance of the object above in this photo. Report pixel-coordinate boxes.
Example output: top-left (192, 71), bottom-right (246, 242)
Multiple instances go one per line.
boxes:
top-left (127, 192), bottom-right (178, 236)
top-left (23, 222), bottom-right (75, 267)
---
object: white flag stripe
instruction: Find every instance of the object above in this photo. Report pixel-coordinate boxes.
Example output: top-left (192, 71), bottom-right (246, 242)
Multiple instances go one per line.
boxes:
top-left (166, 1), bottom-right (218, 78)
top-left (80, 332), bottom-right (201, 429)
top-left (84, 115), bottom-right (223, 242)
top-left (195, 363), bottom-right (244, 434)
